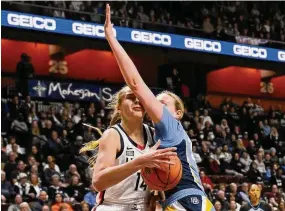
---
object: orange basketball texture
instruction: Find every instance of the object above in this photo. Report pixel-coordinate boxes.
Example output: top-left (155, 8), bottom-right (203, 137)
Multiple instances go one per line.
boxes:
top-left (141, 155), bottom-right (183, 191)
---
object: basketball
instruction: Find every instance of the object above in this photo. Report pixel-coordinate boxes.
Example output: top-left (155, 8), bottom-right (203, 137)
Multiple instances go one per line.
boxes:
top-left (141, 155), bottom-right (183, 191)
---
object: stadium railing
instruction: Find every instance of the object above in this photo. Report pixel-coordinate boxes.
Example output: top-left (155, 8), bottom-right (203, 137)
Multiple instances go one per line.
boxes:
top-left (2, 1), bottom-right (285, 49)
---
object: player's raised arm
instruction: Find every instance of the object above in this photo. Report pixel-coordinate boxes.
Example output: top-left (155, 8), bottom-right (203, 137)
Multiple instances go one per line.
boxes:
top-left (104, 4), bottom-right (163, 123)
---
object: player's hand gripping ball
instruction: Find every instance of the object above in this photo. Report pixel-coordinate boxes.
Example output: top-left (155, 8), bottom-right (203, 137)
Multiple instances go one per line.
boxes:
top-left (141, 155), bottom-right (182, 191)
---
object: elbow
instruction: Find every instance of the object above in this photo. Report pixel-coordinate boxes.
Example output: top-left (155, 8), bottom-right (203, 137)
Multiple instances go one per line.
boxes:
top-left (92, 175), bottom-right (106, 192)
top-left (128, 78), bottom-right (143, 94)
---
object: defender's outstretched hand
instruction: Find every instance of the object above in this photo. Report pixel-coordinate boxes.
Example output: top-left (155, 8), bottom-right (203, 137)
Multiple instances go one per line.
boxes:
top-left (104, 4), bottom-right (114, 38)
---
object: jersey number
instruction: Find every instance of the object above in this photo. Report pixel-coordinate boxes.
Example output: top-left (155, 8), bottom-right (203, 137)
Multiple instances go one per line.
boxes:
top-left (134, 173), bottom-right (147, 191)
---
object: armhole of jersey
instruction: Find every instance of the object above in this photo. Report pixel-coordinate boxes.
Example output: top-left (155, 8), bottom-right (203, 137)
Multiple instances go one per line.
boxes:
top-left (111, 127), bottom-right (124, 159)
top-left (97, 190), bottom-right (106, 205)
top-left (149, 126), bottom-right (155, 147)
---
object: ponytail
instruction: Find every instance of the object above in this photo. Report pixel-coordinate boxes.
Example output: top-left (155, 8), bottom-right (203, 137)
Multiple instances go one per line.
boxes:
top-left (110, 110), bottom-right (121, 126)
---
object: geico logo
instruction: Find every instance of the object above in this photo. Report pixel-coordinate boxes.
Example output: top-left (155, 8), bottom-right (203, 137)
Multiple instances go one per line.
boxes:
top-left (72, 23), bottom-right (116, 37)
top-left (7, 13), bottom-right (56, 30)
top-left (278, 51), bottom-right (285, 61)
top-left (131, 31), bottom-right (171, 46)
top-left (184, 38), bottom-right (221, 52)
top-left (233, 45), bottom-right (267, 58)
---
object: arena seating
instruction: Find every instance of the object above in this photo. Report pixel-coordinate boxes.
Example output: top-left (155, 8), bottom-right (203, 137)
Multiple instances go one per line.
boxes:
top-left (2, 1), bottom-right (285, 47)
top-left (1, 1), bottom-right (285, 211)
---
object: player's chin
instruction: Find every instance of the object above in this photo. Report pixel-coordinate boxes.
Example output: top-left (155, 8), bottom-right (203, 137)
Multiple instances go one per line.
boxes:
top-left (132, 110), bottom-right (144, 118)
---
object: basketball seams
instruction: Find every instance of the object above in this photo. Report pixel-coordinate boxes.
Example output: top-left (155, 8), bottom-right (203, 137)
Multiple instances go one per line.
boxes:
top-left (153, 168), bottom-right (168, 186)
top-left (169, 157), bottom-right (183, 184)
top-left (167, 163), bottom-right (183, 190)
top-left (141, 155), bottom-right (182, 191)
top-left (165, 156), bottom-right (171, 189)
top-left (141, 170), bottom-right (166, 190)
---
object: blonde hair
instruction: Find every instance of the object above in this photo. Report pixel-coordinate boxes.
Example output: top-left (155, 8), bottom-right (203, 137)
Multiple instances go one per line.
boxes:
top-left (31, 121), bottom-right (40, 136)
top-left (157, 91), bottom-right (185, 120)
top-left (109, 86), bottom-right (131, 126)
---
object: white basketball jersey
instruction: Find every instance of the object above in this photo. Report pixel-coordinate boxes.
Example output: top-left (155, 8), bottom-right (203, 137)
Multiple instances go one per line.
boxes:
top-left (99, 123), bottom-right (154, 206)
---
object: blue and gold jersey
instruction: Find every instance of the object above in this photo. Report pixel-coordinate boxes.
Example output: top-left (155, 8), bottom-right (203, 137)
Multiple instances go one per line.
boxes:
top-left (154, 106), bottom-right (211, 210)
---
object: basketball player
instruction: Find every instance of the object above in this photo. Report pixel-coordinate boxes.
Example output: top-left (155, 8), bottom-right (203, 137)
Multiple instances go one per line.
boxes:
top-left (104, 4), bottom-right (214, 211)
top-left (240, 184), bottom-right (271, 211)
top-left (92, 85), bottom-right (177, 211)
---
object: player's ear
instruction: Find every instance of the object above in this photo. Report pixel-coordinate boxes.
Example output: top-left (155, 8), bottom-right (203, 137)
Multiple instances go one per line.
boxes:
top-left (175, 110), bottom-right (183, 120)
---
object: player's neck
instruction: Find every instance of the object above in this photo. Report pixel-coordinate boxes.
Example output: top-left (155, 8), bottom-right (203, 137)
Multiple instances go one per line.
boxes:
top-left (121, 119), bottom-right (144, 142)
top-left (250, 200), bottom-right (260, 207)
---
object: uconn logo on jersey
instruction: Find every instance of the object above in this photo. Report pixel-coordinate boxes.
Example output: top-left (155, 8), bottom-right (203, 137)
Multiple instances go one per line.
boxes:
top-left (126, 147), bottom-right (134, 162)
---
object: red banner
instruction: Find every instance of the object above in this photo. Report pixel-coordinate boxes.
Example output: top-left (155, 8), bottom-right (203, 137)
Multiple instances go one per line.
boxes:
top-left (207, 66), bottom-right (285, 99)
top-left (1, 39), bottom-right (158, 85)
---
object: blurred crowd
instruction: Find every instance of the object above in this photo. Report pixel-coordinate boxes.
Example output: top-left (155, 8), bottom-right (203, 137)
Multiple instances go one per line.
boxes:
top-left (1, 88), bottom-right (285, 210)
top-left (2, 1), bottom-right (285, 47)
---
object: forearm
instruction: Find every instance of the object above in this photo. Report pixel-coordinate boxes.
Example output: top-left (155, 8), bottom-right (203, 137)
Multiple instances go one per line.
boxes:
top-left (106, 36), bottom-right (144, 90)
top-left (93, 158), bottom-right (142, 191)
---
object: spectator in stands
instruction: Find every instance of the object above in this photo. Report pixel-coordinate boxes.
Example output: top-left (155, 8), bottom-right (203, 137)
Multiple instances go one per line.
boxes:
top-left (192, 145), bottom-right (202, 164)
top-left (216, 190), bottom-right (229, 210)
top-left (83, 127), bottom-right (96, 143)
top-left (237, 182), bottom-right (249, 205)
top-left (11, 113), bottom-right (28, 134)
top-left (264, 153), bottom-right (272, 169)
top-left (229, 200), bottom-right (240, 211)
top-left (28, 174), bottom-right (42, 200)
top-left (19, 202), bottom-right (31, 211)
top-left (201, 109), bottom-right (214, 129)
top-left (83, 184), bottom-right (97, 207)
top-left (247, 140), bottom-right (257, 159)
top-left (65, 175), bottom-right (85, 203)
top-left (267, 185), bottom-right (283, 209)
top-left (29, 190), bottom-right (49, 211)
top-left (230, 152), bottom-right (246, 175)
top-left (254, 152), bottom-right (266, 175)
top-left (80, 201), bottom-right (90, 211)
top-left (42, 205), bottom-right (50, 211)
top-left (4, 152), bottom-right (18, 181)
top-left (221, 144), bottom-right (232, 163)
top-left (31, 121), bottom-right (41, 137)
top-left (31, 145), bottom-right (44, 164)
top-left (203, 16), bottom-right (214, 34)
top-left (270, 148), bottom-right (280, 164)
top-left (51, 193), bottom-right (73, 211)
top-left (1, 170), bottom-right (14, 202)
top-left (214, 200), bottom-right (222, 211)
top-left (228, 183), bottom-right (238, 198)
top-left (44, 161), bottom-right (60, 186)
top-left (48, 175), bottom-right (66, 201)
top-left (6, 136), bottom-right (22, 155)
top-left (270, 167), bottom-right (285, 190)
top-left (90, 7), bottom-right (101, 23)
top-left (16, 53), bottom-right (35, 96)
top-left (200, 170), bottom-right (214, 193)
top-left (11, 160), bottom-right (27, 182)
top-left (49, 107), bottom-right (62, 127)
top-left (236, 139), bottom-right (246, 154)
top-left (247, 162), bottom-right (263, 184)
top-left (240, 151), bottom-right (252, 173)
top-left (7, 194), bottom-right (23, 211)
top-left (64, 164), bottom-right (80, 184)
top-left (14, 173), bottom-right (30, 202)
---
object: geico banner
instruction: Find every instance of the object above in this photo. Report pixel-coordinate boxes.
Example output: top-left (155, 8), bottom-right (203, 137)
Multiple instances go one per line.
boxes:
top-left (2, 10), bottom-right (284, 63)
top-left (28, 80), bottom-right (118, 102)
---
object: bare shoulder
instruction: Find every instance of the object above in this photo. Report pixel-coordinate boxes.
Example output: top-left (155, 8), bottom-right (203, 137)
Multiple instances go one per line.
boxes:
top-left (99, 127), bottom-right (121, 148)
top-left (93, 127), bottom-right (121, 171)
